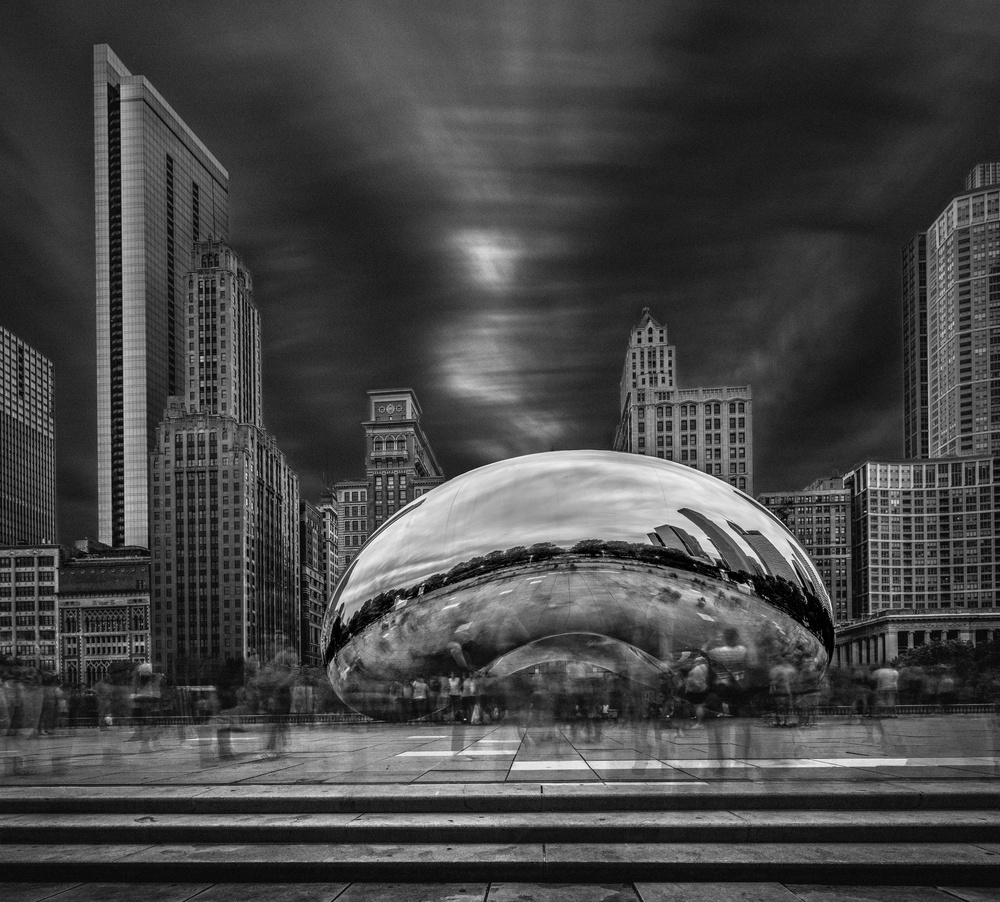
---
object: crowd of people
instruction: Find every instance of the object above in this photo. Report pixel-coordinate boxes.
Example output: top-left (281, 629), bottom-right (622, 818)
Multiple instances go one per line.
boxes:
top-left (2, 624), bottom-right (996, 777)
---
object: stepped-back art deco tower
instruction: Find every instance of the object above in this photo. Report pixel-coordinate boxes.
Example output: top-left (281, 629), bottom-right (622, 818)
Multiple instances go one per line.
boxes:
top-left (94, 45), bottom-right (229, 548)
top-left (149, 241), bottom-right (299, 682)
top-left (614, 309), bottom-right (754, 495)
top-left (905, 164), bottom-right (1000, 459)
top-left (0, 328), bottom-right (56, 545)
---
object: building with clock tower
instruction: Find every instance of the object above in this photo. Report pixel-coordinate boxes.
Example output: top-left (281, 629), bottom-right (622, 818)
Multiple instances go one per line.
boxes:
top-left (333, 389), bottom-right (444, 573)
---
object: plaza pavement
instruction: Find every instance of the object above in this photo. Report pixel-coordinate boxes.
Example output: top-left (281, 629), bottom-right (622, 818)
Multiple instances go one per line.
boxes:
top-left (3, 715), bottom-right (1000, 898)
top-left (2, 713), bottom-right (999, 786)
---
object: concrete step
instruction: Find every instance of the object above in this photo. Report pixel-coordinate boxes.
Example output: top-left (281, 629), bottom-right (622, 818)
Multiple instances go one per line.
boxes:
top-left (3, 780), bottom-right (999, 814)
top-left (4, 841), bottom-right (1000, 885)
top-left (1, 809), bottom-right (998, 845)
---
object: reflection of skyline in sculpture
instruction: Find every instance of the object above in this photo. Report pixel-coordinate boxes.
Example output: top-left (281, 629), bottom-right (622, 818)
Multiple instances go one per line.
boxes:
top-left (321, 451), bottom-right (833, 718)
top-left (678, 508), bottom-right (756, 575)
top-left (647, 524), bottom-right (711, 562)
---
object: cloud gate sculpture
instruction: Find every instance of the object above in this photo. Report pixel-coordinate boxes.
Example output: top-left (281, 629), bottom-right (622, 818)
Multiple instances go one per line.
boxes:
top-left (322, 451), bottom-right (834, 719)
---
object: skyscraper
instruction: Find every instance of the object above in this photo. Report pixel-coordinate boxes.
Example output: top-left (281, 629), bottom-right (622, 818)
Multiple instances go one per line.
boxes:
top-left (902, 234), bottom-right (928, 459)
top-left (299, 500), bottom-right (325, 668)
top-left (904, 165), bottom-right (1000, 459)
top-left (844, 457), bottom-right (998, 618)
top-left (334, 389), bottom-right (444, 573)
top-left (0, 544), bottom-right (62, 673)
top-left (148, 241), bottom-right (299, 683)
top-left (94, 44), bottom-right (229, 548)
top-left (613, 309), bottom-right (754, 494)
top-left (316, 489), bottom-right (340, 606)
top-left (758, 475), bottom-right (853, 624)
top-left (0, 327), bottom-right (56, 545)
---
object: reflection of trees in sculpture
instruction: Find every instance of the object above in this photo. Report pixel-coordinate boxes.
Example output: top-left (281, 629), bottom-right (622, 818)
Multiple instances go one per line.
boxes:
top-left (325, 539), bottom-right (834, 662)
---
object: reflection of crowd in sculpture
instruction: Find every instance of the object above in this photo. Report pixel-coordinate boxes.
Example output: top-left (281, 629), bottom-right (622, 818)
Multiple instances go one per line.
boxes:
top-left (385, 673), bottom-right (507, 725)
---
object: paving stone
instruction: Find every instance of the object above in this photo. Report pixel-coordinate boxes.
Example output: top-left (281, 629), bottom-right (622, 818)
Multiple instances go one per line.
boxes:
top-left (0, 884), bottom-right (84, 902)
top-left (190, 883), bottom-right (349, 901)
top-left (783, 887), bottom-right (959, 902)
top-left (25, 883), bottom-right (211, 902)
top-left (415, 771), bottom-right (512, 783)
top-left (487, 884), bottom-right (639, 901)
top-left (509, 774), bottom-right (599, 783)
top-left (635, 884), bottom-right (801, 902)
top-left (336, 884), bottom-right (487, 901)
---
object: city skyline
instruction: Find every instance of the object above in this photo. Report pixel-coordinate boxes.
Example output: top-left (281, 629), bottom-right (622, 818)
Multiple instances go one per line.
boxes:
top-left (6, 3), bottom-right (1000, 543)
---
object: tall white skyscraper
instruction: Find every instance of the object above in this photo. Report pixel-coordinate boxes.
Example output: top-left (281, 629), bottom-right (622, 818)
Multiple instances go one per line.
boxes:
top-left (94, 44), bottom-right (229, 548)
top-left (614, 309), bottom-right (754, 495)
top-left (906, 164), bottom-right (1000, 459)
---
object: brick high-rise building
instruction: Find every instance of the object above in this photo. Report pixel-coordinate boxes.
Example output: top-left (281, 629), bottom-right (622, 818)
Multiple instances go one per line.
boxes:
top-left (0, 327), bottom-right (56, 545)
top-left (844, 457), bottom-right (998, 620)
top-left (613, 309), bottom-right (754, 494)
top-left (334, 389), bottom-right (444, 574)
top-left (299, 500), bottom-right (325, 669)
top-left (758, 476), bottom-right (853, 624)
top-left (316, 490), bottom-right (339, 606)
top-left (94, 45), bottom-right (229, 548)
top-left (0, 544), bottom-right (62, 673)
top-left (148, 242), bottom-right (299, 683)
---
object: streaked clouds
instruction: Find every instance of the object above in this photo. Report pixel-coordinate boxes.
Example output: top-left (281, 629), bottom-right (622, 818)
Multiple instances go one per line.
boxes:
top-left (2, 1), bottom-right (999, 541)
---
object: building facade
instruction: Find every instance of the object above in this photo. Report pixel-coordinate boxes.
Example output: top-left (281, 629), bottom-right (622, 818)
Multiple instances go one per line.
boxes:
top-left (0, 545), bottom-right (62, 673)
top-left (902, 233), bottom-right (929, 460)
top-left (904, 164), bottom-right (1000, 461)
top-left (1, 328), bottom-right (56, 546)
top-left (834, 609), bottom-right (1000, 668)
top-left (58, 541), bottom-right (150, 685)
top-left (334, 389), bottom-right (445, 573)
top-left (844, 457), bottom-right (998, 621)
top-left (334, 480), bottom-right (368, 575)
top-left (758, 476), bottom-right (853, 624)
top-left (613, 309), bottom-right (754, 494)
top-left (148, 242), bottom-right (299, 683)
top-left (95, 45), bottom-right (230, 548)
top-left (299, 500), bottom-right (325, 668)
top-left (316, 490), bottom-right (339, 607)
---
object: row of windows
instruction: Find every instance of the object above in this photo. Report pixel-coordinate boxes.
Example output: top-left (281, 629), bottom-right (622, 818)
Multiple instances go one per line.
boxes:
top-left (0, 556), bottom-right (56, 568)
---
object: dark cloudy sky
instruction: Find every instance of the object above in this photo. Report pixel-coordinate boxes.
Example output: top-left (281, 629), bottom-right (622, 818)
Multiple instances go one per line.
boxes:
top-left (3, 1), bottom-right (1000, 544)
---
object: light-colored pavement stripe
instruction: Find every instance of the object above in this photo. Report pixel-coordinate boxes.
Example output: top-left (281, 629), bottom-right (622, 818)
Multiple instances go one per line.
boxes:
top-left (398, 749), bottom-right (515, 757)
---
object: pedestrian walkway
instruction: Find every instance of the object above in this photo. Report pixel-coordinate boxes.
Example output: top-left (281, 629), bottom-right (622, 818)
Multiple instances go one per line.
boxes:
top-left (3, 715), bottom-right (998, 785)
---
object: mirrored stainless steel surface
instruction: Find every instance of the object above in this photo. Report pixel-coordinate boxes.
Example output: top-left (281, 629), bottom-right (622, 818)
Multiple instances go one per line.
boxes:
top-left (322, 451), bottom-right (834, 719)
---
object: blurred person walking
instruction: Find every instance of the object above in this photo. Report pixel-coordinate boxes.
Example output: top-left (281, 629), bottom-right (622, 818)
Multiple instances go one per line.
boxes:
top-left (873, 663), bottom-right (899, 718)
top-left (129, 662), bottom-right (162, 752)
top-left (258, 633), bottom-right (298, 759)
